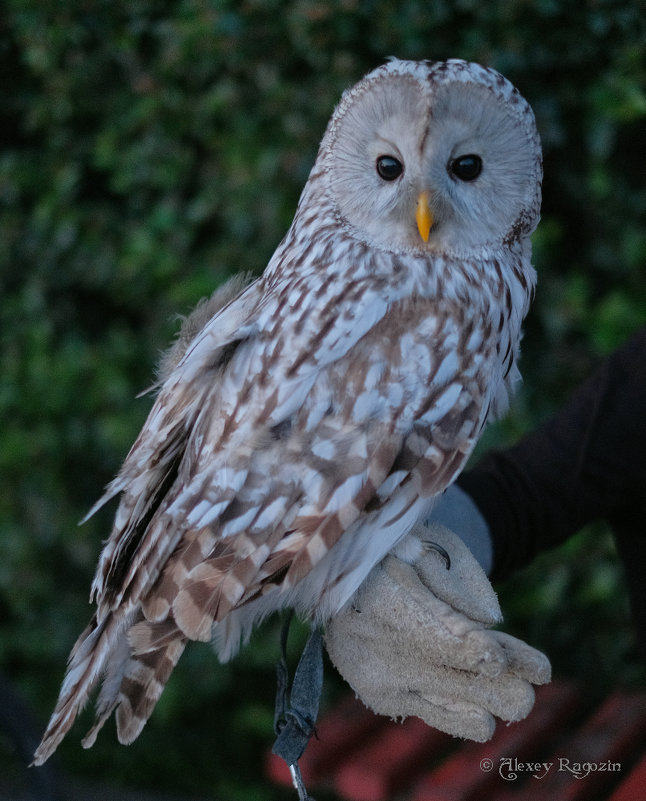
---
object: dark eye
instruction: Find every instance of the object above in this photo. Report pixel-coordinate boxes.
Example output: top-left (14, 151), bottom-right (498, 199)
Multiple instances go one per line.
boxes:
top-left (376, 155), bottom-right (404, 181)
top-left (449, 154), bottom-right (482, 182)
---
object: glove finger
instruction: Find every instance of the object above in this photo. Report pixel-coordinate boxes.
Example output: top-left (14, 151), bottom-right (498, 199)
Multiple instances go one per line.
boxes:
top-left (407, 623), bottom-right (510, 677)
top-left (329, 586), bottom-right (509, 679)
top-left (392, 691), bottom-right (496, 743)
top-left (409, 522), bottom-right (502, 626)
top-left (483, 674), bottom-right (536, 722)
top-left (440, 627), bottom-right (509, 677)
top-left (347, 680), bottom-right (497, 743)
top-left (380, 556), bottom-right (499, 647)
top-left (415, 664), bottom-right (537, 724)
top-left (323, 630), bottom-right (493, 741)
top-left (326, 618), bottom-right (538, 737)
top-left (491, 630), bottom-right (552, 685)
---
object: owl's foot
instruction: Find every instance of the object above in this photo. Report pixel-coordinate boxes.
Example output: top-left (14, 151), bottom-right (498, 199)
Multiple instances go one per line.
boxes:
top-left (422, 539), bottom-right (452, 570)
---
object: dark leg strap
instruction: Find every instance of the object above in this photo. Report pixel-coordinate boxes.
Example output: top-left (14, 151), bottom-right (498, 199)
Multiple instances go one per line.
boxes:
top-left (272, 616), bottom-right (323, 801)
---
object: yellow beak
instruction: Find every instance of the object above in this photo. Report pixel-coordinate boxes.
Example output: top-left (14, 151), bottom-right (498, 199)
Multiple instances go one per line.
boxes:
top-left (416, 191), bottom-right (433, 242)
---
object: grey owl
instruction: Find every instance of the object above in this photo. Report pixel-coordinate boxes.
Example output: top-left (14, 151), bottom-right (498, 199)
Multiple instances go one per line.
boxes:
top-left (34, 58), bottom-right (541, 764)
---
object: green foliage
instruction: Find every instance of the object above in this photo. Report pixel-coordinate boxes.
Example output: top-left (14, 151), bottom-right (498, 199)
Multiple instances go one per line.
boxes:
top-left (1, 1), bottom-right (645, 797)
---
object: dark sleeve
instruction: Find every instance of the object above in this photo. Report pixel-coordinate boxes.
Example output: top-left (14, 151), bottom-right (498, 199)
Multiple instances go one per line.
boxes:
top-left (457, 326), bottom-right (646, 653)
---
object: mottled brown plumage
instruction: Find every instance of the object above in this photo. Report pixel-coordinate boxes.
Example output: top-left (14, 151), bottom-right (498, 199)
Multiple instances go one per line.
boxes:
top-left (34, 58), bottom-right (541, 765)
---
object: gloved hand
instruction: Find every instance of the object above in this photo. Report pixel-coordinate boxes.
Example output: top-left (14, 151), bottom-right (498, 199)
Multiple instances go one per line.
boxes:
top-left (324, 522), bottom-right (551, 742)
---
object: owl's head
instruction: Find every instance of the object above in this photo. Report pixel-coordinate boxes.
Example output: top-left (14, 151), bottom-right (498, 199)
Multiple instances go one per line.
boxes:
top-left (318, 59), bottom-right (542, 256)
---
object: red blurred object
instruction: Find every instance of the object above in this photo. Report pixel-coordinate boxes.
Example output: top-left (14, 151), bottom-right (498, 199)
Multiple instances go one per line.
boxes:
top-left (266, 681), bottom-right (646, 801)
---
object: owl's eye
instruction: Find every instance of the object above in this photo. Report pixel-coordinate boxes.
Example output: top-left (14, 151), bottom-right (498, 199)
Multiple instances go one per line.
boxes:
top-left (376, 155), bottom-right (404, 181)
top-left (449, 154), bottom-right (482, 182)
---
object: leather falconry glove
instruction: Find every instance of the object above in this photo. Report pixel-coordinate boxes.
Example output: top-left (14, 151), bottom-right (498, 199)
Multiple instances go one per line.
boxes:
top-left (324, 522), bottom-right (551, 742)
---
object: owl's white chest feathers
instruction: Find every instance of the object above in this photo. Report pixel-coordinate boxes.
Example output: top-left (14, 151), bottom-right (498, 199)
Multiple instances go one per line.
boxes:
top-left (205, 232), bottom-right (533, 658)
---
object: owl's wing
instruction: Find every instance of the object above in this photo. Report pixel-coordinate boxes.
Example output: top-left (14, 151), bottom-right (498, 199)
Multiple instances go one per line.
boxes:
top-left (85, 277), bottom-right (262, 616)
top-left (136, 293), bottom-right (492, 644)
top-left (34, 285), bottom-right (493, 764)
top-left (32, 275), bottom-right (398, 763)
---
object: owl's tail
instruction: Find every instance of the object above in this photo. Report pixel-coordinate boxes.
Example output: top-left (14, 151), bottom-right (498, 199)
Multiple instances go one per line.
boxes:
top-left (32, 611), bottom-right (187, 765)
top-left (32, 612), bottom-right (125, 765)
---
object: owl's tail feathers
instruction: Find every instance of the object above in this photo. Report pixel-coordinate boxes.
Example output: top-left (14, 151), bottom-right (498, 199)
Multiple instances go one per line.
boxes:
top-left (32, 612), bottom-right (126, 766)
top-left (33, 613), bottom-right (187, 765)
top-left (80, 617), bottom-right (187, 748)
top-left (111, 619), bottom-right (187, 745)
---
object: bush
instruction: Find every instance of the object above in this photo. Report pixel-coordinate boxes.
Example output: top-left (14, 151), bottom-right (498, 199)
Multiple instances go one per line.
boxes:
top-left (1, 2), bottom-right (645, 797)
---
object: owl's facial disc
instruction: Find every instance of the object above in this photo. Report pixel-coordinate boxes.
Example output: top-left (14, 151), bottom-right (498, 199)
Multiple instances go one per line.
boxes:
top-left (324, 63), bottom-right (541, 255)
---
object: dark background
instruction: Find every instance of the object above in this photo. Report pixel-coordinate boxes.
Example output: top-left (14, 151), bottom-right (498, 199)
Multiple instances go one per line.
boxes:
top-left (1, 1), bottom-right (645, 798)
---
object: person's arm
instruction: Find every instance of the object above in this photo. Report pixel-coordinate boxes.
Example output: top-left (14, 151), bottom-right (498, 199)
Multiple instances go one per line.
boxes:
top-left (457, 325), bottom-right (646, 654)
top-left (326, 327), bottom-right (646, 736)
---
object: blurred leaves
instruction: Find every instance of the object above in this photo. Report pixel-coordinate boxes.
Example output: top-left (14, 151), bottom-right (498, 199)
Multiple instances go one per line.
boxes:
top-left (1, 1), bottom-right (645, 797)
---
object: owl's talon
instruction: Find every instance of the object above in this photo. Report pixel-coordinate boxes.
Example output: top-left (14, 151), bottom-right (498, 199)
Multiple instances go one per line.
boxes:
top-left (422, 540), bottom-right (451, 570)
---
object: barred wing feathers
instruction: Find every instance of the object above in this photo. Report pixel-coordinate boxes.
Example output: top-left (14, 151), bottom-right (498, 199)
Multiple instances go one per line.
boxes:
top-left (34, 284), bottom-right (496, 765)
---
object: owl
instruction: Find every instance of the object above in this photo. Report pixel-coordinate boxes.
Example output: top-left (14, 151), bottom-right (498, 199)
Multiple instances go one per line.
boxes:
top-left (34, 58), bottom-right (541, 764)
